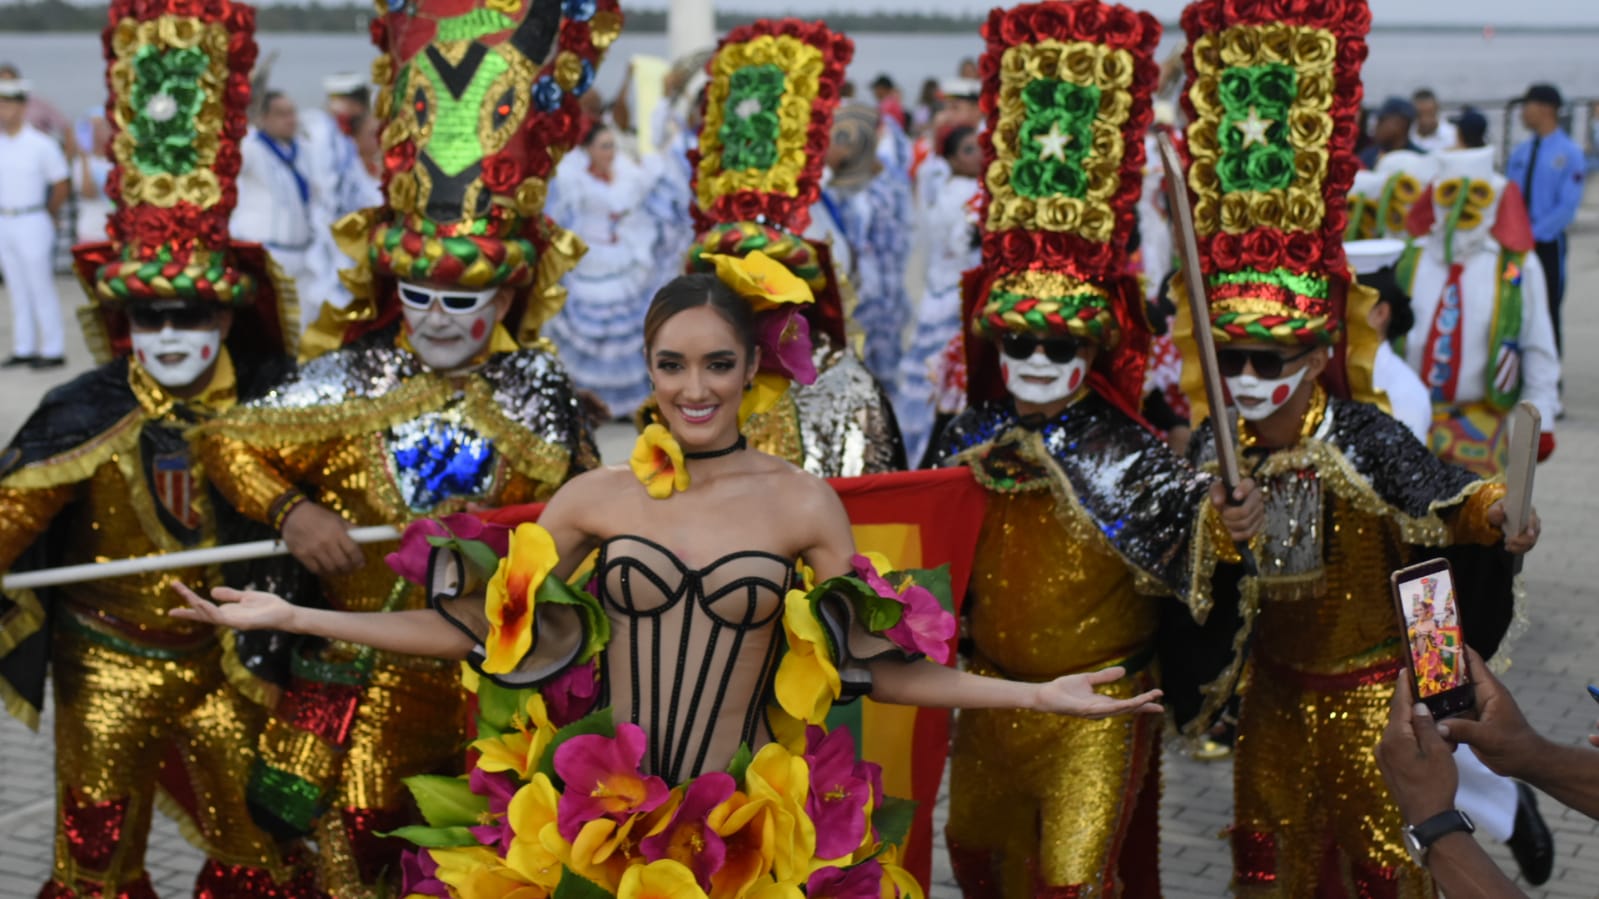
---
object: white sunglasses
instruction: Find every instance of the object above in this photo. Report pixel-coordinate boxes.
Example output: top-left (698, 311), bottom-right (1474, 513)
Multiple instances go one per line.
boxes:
top-left (397, 282), bottom-right (499, 314)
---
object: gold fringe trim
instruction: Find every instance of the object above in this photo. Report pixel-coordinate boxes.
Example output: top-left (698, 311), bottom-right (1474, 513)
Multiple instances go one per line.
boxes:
top-left (0, 666), bottom-right (41, 730)
top-left (221, 628), bottom-right (282, 710)
top-left (0, 411), bottom-right (143, 491)
top-left (0, 586), bottom-right (45, 657)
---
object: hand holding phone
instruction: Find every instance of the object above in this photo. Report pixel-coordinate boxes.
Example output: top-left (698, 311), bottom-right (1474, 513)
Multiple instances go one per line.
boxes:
top-left (1391, 559), bottom-right (1475, 720)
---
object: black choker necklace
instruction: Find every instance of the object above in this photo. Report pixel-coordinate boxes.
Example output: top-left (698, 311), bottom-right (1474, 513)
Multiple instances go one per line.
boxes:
top-left (682, 435), bottom-right (747, 460)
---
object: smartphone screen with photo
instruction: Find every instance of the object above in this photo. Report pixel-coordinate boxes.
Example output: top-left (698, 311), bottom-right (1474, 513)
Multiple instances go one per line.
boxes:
top-left (1390, 559), bottom-right (1475, 719)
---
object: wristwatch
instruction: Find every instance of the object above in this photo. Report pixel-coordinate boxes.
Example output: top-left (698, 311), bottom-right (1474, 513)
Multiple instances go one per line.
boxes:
top-left (1404, 809), bottom-right (1476, 864)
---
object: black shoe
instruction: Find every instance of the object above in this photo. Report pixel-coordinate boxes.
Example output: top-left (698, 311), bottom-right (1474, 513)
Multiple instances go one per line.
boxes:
top-left (1507, 781), bottom-right (1554, 885)
top-left (1, 355), bottom-right (36, 368)
top-left (28, 357), bottom-right (65, 370)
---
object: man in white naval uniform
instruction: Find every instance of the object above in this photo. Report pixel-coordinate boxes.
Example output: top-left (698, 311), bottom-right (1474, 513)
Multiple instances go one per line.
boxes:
top-left (231, 91), bottom-right (319, 330)
top-left (1400, 146), bottom-right (1560, 476)
top-left (299, 73), bottom-right (382, 318)
top-left (0, 78), bottom-right (70, 369)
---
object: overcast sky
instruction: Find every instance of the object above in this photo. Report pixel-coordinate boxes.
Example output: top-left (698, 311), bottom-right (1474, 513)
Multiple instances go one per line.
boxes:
top-left (626, 0), bottom-right (1599, 27)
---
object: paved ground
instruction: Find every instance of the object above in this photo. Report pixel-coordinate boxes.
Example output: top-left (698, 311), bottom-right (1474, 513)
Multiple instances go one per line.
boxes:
top-left (4, 209), bottom-right (1599, 896)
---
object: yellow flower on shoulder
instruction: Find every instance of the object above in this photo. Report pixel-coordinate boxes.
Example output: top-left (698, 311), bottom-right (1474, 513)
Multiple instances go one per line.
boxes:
top-left (617, 859), bottom-right (709, 899)
top-left (473, 693), bottom-right (557, 779)
top-left (744, 880), bottom-right (804, 899)
top-left (630, 424), bottom-right (690, 499)
top-left (505, 773), bottom-right (564, 890)
top-left (738, 372), bottom-right (790, 425)
top-left (744, 743), bottom-right (816, 884)
top-left (773, 590), bottom-right (841, 726)
top-left (484, 524), bottom-right (560, 675)
top-left (704, 250), bottom-right (814, 312)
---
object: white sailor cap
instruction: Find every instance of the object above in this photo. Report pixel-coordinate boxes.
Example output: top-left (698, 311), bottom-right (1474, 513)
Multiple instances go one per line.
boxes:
top-left (1344, 238), bottom-right (1407, 275)
top-left (322, 72), bottom-right (368, 96)
top-left (939, 77), bottom-right (981, 100)
top-left (0, 78), bottom-right (31, 99)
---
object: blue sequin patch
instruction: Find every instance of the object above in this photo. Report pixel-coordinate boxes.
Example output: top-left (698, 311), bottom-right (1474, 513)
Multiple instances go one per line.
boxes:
top-left (389, 415), bottom-right (496, 512)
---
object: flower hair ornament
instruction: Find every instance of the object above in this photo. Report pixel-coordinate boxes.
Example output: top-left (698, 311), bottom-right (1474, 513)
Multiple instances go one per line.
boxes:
top-left (627, 250), bottom-right (817, 498)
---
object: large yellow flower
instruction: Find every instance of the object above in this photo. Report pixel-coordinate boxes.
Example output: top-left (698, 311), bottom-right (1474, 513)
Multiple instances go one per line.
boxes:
top-left (630, 424), bottom-right (690, 499)
top-left (704, 251), bottom-right (813, 312)
top-left (565, 814), bottom-right (648, 892)
top-left (773, 590), bottom-right (841, 726)
top-left (429, 846), bottom-right (549, 899)
top-left (505, 773), bottom-right (564, 890)
top-left (707, 792), bottom-right (778, 899)
top-left (484, 523), bottom-right (560, 674)
top-left (743, 743), bottom-right (816, 884)
top-left (473, 693), bottom-right (557, 779)
top-left (617, 859), bottom-right (710, 899)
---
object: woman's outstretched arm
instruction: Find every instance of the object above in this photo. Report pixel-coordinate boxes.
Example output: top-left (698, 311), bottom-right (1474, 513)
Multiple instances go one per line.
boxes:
top-left (170, 582), bottom-right (476, 658)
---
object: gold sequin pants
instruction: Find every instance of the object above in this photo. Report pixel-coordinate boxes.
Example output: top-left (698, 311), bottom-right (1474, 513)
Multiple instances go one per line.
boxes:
top-left (46, 626), bottom-right (309, 897)
top-left (264, 658), bottom-right (469, 898)
top-left (945, 657), bottom-right (1161, 899)
top-left (1231, 658), bottom-right (1432, 898)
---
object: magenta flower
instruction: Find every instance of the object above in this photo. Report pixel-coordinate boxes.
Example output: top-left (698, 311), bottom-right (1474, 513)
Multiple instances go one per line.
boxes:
top-left (543, 659), bottom-right (600, 727)
top-left (639, 772), bottom-right (736, 889)
top-left (467, 767), bottom-right (519, 853)
top-left (553, 723), bottom-right (670, 842)
top-left (849, 554), bottom-right (956, 664)
top-left (385, 514), bottom-right (511, 585)
top-left (756, 307), bottom-right (818, 386)
top-left (399, 848), bottom-right (448, 897)
top-left (802, 726), bottom-right (873, 860)
top-left (805, 858), bottom-right (885, 899)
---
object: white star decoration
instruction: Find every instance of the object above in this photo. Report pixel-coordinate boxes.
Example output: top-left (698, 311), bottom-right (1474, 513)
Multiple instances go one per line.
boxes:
top-left (145, 92), bottom-right (178, 123)
top-left (735, 97), bottom-right (762, 119)
top-left (1035, 121), bottom-right (1072, 162)
top-left (1234, 106), bottom-right (1275, 149)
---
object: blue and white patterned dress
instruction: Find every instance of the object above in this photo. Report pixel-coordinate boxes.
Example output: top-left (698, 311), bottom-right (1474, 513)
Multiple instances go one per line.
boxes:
top-left (824, 170), bottom-right (913, 384)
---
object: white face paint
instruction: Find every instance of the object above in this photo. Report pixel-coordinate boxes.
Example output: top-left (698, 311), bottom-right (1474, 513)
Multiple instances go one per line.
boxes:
top-left (1226, 366), bottom-right (1311, 421)
top-left (131, 326), bottom-right (223, 388)
top-left (399, 281), bottom-right (501, 372)
top-left (1002, 349), bottom-right (1090, 406)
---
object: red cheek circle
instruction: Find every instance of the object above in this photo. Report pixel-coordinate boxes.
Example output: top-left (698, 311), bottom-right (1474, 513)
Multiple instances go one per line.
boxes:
top-left (1271, 383), bottom-right (1291, 404)
top-left (1000, 361), bottom-right (1010, 383)
top-left (1068, 367), bottom-right (1082, 391)
top-left (200, 344), bottom-right (212, 361)
top-left (470, 318), bottom-right (487, 340)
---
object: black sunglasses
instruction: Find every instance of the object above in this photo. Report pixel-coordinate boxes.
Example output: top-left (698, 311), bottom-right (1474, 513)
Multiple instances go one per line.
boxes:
top-left (1216, 346), bottom-right (1317, 379)
top-left (1000, 333), bottom-right (1083, 364)
top-left (126, 304), bottom-right (219, 331)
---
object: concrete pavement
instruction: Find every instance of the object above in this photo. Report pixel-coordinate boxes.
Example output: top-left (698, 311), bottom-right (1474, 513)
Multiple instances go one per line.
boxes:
top-left (3, 209), bottom-right (1599, 894)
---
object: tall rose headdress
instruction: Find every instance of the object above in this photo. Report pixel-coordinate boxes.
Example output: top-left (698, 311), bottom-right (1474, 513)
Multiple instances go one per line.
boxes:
top-left (74, 0), bottom-right (298, 363)
top-left (301, 0), bottom-right (621, 359)
top-left (961, 0), bottom-right (1163, 414)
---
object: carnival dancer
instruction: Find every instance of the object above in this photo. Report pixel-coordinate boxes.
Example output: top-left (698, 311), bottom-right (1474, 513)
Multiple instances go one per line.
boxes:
top-left (1347, 240), bottom-right (1432, 441)
top-left (0, 76), bottom-right (70, 370)
top-left (927, 5), bottom-right (1260, 896)
top-left (1399, 147), bottom-right (1559, 475)
top-left (897, 124), bottom-right (982, 464)
top-left (545, 122), bottom-right (655, 417)
top-left (671, 19), bottom-right (906, 478)
top-left (1172, 2), bottom-right (1541, 893)
top-left (232, 91), bottom-right (321, 327)
top-left (172, 258), bottom-right (1170, 899)
top-left (1346, 150), bottom-right (1439, 242)
top-left (0, 1), bottom-right (318, 892)
top-left (192, 2), bottom-right (613, 893)
top-left (823, 101), bottom-right (914, 385)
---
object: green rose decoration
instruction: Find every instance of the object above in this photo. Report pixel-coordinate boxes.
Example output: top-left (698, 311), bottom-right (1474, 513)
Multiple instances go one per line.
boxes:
top-left (1011, 78), bottom-right (1099, 200)
top-left (1245, 145), bottom-right (1294, 186)
top-left (719, 63), bottom-right (787, 172)
top-left (1253, 66), bottom-right (1298, 108)
top-left (1215, 63), bottom-right (1298, 195)
top-left (1220, 70), bottom-right (1255, 110)
top-left (128, 45), bottom-right (209, 176)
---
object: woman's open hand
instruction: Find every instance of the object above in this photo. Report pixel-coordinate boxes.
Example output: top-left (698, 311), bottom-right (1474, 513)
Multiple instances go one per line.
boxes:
top-left (1034, 666), bottom-right (1164, 719)
top-left (168, 581), bottom-right (297, 632)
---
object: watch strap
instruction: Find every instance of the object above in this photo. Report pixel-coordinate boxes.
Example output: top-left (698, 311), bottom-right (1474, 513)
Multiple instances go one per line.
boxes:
top-left (1409, 809), bottom-right (1476, 850)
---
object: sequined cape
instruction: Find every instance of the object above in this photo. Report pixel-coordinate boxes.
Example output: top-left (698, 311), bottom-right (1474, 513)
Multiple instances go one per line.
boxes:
top-left (1190, 395), bottom-right (1517, 658)
top-left (928, 392), bottom-right (1247, 733)
top-left (0, 353), bottom-right (293, 726)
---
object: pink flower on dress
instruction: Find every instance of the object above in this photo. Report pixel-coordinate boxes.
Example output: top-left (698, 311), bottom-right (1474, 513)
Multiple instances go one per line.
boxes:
top-left (466, 768), bottom-right (519, 853)
top-left (638, 772), bottom-right (736, 889)
top-left (805, 858), bottom-right (885, 899)
top-left (756, 306), bottom-right (818, 386)
top-left (848, 554), bottom-right (957, 664)
top-left (543, 659), bottom-right (600, 727)
top-left (385, 513), bottom-right (512, 585)
top-left (398, 848), bottom-right (448, 897)
top-left (802, 726), bottom-right (877, 860)
top-left (553, 723), bottom-right (670, 842)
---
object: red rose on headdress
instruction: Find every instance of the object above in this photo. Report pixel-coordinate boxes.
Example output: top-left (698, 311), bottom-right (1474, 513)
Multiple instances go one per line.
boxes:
top-left (386, 140), bottom-right (417, 174)
top-left (729, 193), bottom-right (767, 223)
top-left (1210, 232), bottom-right (1242, 271)
top-left (560, 20), bottom-right (592, 54)
top-left (998, 230), bottom-right (1034, 270)
top-left (225, 3), bottom-right (253, 33)
top-left (982, 7), bottom-right (1005, 40)
top-left (1336, 37), bottom-right (1367, 72)
top-left (225, 73), bottom-right (251, 110)
top-left (1030, 4), bottom-right (1074, 37)
top-left (1072, 2), bottom-right (1103, 34)
top-left (1102, 6), bottom-right (1144, 48)
top-left (1241, 230), bottom-right (1283, 272)
top-left (369, 15), bottom-right (388, 50)
top-left (997, 12), bottom-right (1030, 45)
top-left (482, 155), bottom-right (522, 194)
top-left (1342, 3), bottom-right (1371, 33)
top-left (215, 143), bottom-right (241, 179)
top-left (1283, 231), bottom-right (1320, 270)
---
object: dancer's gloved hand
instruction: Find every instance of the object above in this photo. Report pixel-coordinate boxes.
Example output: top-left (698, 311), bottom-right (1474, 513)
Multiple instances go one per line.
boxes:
top-left (281, 500), bottom-right (365, 576)
top-left (1033, 666), bottom-right (1164, 719)
top-left (1212, 477), bottom-right (1265, 543)
top-left (169, 581), bottom-right (296, 631)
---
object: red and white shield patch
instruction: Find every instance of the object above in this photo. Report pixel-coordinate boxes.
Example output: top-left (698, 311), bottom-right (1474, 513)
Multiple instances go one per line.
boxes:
top-left (152, 452), bottom-right (202, 530)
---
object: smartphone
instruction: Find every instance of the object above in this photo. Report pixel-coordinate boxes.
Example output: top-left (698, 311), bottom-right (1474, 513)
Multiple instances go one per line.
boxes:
top-left (1390, 559), bottom-right (1475, 719)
